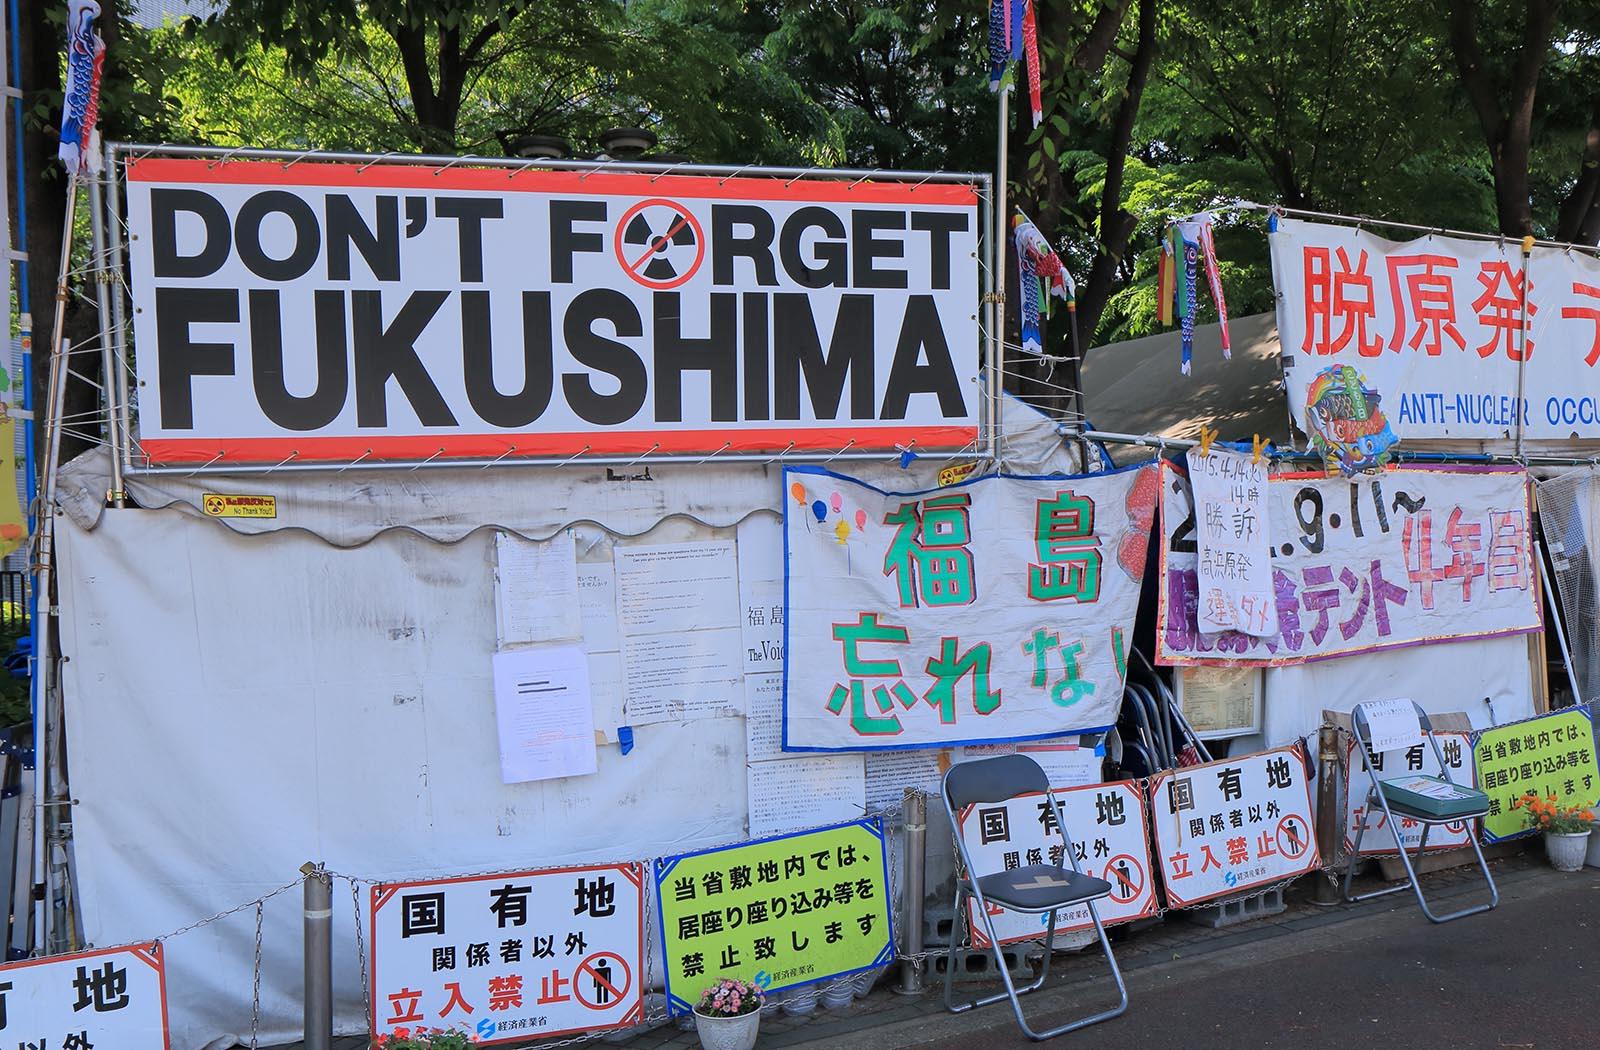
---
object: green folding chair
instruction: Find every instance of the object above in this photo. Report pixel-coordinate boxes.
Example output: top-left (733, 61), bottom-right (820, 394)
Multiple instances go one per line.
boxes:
top-left (1342, 700), bottom-right (1498, 923)
top-left (942, 754), bottom-right (1129, 1041)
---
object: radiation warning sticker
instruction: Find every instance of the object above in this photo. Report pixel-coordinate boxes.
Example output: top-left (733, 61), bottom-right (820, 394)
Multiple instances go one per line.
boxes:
top-left (202, 493), bottom-right (277, 519)
top-left (937, 462), bottom-right (979, 487)
top-left (613, 198), bottom-right (705, 289)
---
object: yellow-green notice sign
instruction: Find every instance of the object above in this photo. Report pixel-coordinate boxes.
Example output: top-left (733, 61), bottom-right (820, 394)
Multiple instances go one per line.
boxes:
top-left (1474, 704), bottom-right (1600, 842)
top-left (656, 818), bottom-right (894, 1014)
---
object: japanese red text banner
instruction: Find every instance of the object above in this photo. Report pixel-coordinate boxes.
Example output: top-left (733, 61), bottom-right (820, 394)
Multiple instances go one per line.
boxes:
top-left (0, 943), bottom-right (170, 1050)
top-left (1149, 746), bottom-right (1319, 908)
top-left (782, 463), bottom-right (1158, 751)
top-left (955, 780), bottom-right (1158, 946)
top-left (1272, 216), bottom-right (1600, 441)
top-left (122, 156), bottom-right (980, 466)
top-left (1157, 463), bottom-right (1541, 666)
top-left (370, 863), bottom-right (646, 1044)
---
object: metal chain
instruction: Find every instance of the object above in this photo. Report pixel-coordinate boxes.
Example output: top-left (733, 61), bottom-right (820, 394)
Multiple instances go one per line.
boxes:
top-left (250, 901), bottom-right (263, 1050)
top-left (148, 876), bottom-right (306, 943)
top-left (349, 877), bottom-right (372, 1035)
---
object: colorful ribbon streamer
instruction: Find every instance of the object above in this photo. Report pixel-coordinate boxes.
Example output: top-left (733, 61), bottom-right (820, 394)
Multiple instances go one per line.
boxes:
top-left (59, 0), bottom-right (106, 175)
top-left (1013, 211), bottom-right (1072, 355)
top-left (1161, 213), bottom-right (1231, 374)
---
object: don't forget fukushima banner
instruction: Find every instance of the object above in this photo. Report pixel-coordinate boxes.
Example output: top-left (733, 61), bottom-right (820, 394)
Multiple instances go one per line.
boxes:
top-left (783, 464), bottom-right (1157, 751)
top-left (1158, 463), bottom-right (1542, 666)
top-left (1273, 217), bottom-right (1600, 442)
top-left (122, 154), bottom-right (981, 466)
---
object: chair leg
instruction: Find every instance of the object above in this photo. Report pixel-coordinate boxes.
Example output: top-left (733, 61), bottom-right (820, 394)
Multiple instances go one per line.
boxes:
top-left (944, 893), bottom-right (1051, 1016)
top-left (1346, 809), bottom-right (1499, 922)
top-left (1010, 900), bottom-right (1129, 1042)
top-left (1344, 797), bottom-right (1411, 903)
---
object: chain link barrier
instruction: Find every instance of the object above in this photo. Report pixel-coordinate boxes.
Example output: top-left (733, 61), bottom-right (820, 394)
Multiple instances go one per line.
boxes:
top-left (79, 742), bottom-right (1486, 1049)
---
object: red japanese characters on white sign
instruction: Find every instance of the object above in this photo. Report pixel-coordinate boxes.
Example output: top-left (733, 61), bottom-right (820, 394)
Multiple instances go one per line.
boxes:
top-left (1148, 746), bottom-right (1320, 908)
top-left (370, 864), bottom-right (645, 1044)
top-left (0, 943), bottom-right (170, 1050)
top-left (1343, 732), bottom-right (1476, 856)
top-left (1273, 217), bottom-right (1600, 440)
top-left (955, 780), bottom-right (1157, 946)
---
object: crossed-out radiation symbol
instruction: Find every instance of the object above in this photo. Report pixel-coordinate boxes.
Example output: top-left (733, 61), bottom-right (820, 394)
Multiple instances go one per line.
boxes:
top-left (613, 198), bottom-right (705, 289)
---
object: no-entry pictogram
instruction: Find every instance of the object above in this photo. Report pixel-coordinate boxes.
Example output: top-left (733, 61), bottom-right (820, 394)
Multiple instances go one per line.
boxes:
top-left (613, 198), bottom-right (705, 289)
top-left (1275, 815), bottom-right (1310, 860)
top-left (1102, 854), bottom-right (1145, 904)
top-left (573, 951), bottom-right (632, 1011)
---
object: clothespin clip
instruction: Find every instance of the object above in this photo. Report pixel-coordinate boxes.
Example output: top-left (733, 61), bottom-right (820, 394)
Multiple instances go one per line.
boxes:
top-left (1196, 425), bottom-right (1218, 458)
top-left (1251, 434), bottom-right (1267, 466)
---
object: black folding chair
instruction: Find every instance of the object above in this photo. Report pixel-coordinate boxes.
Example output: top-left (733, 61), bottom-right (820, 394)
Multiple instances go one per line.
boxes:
top-left (1342, 700), bottom-right (1499, 923)
top-left (942, 754), bottom-right (1129, 1041)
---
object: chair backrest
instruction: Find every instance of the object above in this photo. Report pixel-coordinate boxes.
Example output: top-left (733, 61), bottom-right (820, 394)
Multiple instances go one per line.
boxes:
top-left (944, 754), bottom-right (1050, 810)
top-left (1351, 699), bottom-right (1433, 742)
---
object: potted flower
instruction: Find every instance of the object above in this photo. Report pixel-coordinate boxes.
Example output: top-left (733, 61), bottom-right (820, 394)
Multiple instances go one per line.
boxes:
top-left (374, 1026), bottom-right (478, 1050)
top-left (1511, 791), bottom-right (1597, 872)
top-left (692, 977), bottom-right (765, 1050)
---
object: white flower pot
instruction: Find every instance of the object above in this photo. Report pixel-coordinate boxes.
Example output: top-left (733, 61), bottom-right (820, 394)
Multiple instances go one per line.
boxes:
top-left (692, 1008), bottom-right (761, 1050)
top-left (1545, 830), bottom-right (1592, 872)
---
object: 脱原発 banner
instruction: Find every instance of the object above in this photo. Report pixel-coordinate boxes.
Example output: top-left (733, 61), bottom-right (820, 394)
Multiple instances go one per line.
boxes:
top-left (783, 464), bottom-right (1158, 751)
top-left (121, 153), bottom-right (981, 467)
top-left (1158, 463), bottom-right (1541, 666)
top-left (1272, 216), bottom-right (1600, 441)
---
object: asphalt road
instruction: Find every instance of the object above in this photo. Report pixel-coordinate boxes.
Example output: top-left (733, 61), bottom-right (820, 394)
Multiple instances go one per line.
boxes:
top-left (879, 868), bottom-right (1600, 1049)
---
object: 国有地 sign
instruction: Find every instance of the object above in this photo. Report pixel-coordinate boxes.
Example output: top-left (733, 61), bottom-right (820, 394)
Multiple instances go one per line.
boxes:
top-left (783, 464), bottom-right (1158, 751)
top-left (1273, 217), bottom-right (1600, 441)
top-left (655, 818), bottom-right (893, 1014)
top-left (1158, 464), bottom-right (1541, 666)
top-left (369, 863), bottom-right (645, 1044)
top-left (1344, 732), bottom-right (1476, 856)
top-left (121, 155), bottom-right (981, 467)
top-left (1472, 705), bottom-right (1600, 843)
top-left (0, 942), bottom-right (170, 1050)
top-left (954, 780), bottom-right (1158, 946)
top-left (1148, 746), bottom-right (1320, 908)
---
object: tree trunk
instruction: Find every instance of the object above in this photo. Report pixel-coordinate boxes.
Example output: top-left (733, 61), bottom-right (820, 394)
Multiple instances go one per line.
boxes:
top-left (1556, 104), bottom-right (1600, 244)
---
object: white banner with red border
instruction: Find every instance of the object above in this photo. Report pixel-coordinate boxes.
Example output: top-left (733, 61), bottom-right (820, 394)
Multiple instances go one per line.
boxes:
top-left (1272, 216), bottom-right (1600, 441)
top-left (122, 154), bottom-right (981, 468)
top-left (370, 863), bottom-right (645, 1043)
top-left (0, 942), bottom-right (170, 1050)
top-left (954, 780), bottom-right (1158, 946)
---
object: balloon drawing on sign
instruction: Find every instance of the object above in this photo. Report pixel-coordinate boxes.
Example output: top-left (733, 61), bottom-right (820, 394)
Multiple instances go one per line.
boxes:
top-left (834, 519), bottom-right (850, 544)
top-left (812, 500), bottom-right (827, 522)
top-left (1304, 364), bottom-right (1398, 477)
top-left (830, 492), bottom-right (842, 512)
top-left (790, 482), bottom-right (807, 506)
top-left (855, 509), bottom-right (868, 530)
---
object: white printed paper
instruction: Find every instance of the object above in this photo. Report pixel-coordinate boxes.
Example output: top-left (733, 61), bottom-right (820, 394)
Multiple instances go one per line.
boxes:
top-left (864, 749), bottom-right (948, 811)
top-left (1189, 448), bottom-right (1277, 637)
top-left (621, 626), bottom-right (743, 725)
top-left (495, 531), bottom-right (580, 646)
top-left (491, 645), bottom-right (598, 784)
top-left (578, 561), bottom-right (620, 653)
top-left (744, 672), bottom-right (784, 762)
top-left (955, 781), bottom-right (1158, 944)
top-left (1359, 698), bottom-right (1424, 754)
top-left (615, 542), bottom-right (741, 633)
top-left (740, 580), bottom-right (785, 674)
top-left (589, 652), bottom-right (625, 741)
top-left (959, 741), bottom-right (1103, 789)
top-left (747, 755), bottom-right (866, 837)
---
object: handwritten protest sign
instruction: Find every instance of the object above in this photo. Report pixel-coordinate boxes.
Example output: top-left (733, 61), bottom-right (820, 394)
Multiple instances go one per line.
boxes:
top-left (784, 464), bottom-right (1157, 750)
top-left (370, 864), bottom-right (645, 1043)
top-left (656, 819), bottom-right (893, 1013)
top-left (1159, 464), bottom-right (1540, 666)
top-left (954, 780), bottom-right (1157, 945)
top-left (1188, 448), bottom-right (1277, 637)
top-left (1473, 706), bottom-right (1600, 842)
